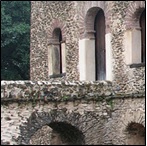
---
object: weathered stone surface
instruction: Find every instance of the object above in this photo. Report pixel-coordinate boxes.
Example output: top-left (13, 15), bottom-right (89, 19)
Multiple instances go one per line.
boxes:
top-left (29, 125), bottom-right (52, 145)
top-left (1, 80), bottom-right (114, 101)
top-left (1, 1), bottom-right (145, 145)
top-left (1, 81), bottom-right (145, 145)
top-left (1, 95), bottom-right (145, 145)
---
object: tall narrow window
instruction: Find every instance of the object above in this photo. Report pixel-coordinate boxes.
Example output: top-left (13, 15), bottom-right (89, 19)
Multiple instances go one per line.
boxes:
top-left (140, 10), bottom-right (145, 63)
top-left (48, 28), bottom-right (66, 78)
top-left (94, 9), bottom-right (106, 80)
top-left (49, 28), bottom-right (65, 78)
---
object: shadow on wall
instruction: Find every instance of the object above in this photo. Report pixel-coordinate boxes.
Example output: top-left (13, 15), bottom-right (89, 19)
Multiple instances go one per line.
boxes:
top-left (49, 122), bottom-right (85, 145)
top-left (29, 122), bottom-right (85, 145)
top-left (125, 122), bottom-right (145, 145)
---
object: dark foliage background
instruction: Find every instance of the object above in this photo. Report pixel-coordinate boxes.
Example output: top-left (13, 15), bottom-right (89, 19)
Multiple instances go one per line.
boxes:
top-left (1, 1), bottom-right (30, 80)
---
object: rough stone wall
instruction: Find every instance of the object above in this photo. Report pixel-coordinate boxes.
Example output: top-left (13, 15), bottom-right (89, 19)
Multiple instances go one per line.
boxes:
top-left (1, 80), bottom-right (113, 102)
top-left (30, 1), bottom-right (112, 81)
top-left (29, 125), bottom-right (52, 145)
top-left (30, 1), bottom-right (79, 81)
top-left (1, 81), bottom-right (145, 145)
top-left (30, 1), bottom-right (145, 95)
top-left (109, 1), bottom-right (145, 94)
top-left (1, 1), bottom-right (145, 145)
top-left (1, 96), bottom-right (145, 145)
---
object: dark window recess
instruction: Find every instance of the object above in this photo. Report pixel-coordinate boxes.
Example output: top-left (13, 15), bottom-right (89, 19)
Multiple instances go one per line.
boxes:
top-left (94, 9), bottom-right (106, 80)
top-left (140, 10), bottom-right (145, 63)
top-left (51, 28), bottom-right (63, 76)
top-left (59, 30), bottom-right (62, 74)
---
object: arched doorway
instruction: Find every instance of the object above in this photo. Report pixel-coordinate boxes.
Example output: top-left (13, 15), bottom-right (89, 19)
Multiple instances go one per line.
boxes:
top-left (94, 9), bottom-right (106, 80)
top-left (29, 122), bottom-right (85, 145)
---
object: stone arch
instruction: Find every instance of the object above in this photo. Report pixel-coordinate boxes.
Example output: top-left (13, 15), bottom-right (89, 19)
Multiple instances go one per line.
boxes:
top-left (29, 122), bottom-right (85, 145)
top-left (125, 122), bottom-right (145, 145)
top-left (124, 1), bottom-right (145, 29)
top-left (48, 19), bottom-right (66, 44)
top-left (122, 109), bottom-right (145, 129)
top-left (17, 110), bottom-right (106, 145)
top-left (78, 1), bottom-right (111, 39)
top-left (17, 110), bottom-right (85, 145)
top-left (84, 7), bottom-right (102, 39)
top-left (119, 109), bottom-right (145, 145)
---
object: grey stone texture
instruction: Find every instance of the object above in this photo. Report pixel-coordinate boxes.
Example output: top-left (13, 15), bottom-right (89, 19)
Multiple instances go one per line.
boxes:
top-left (1, 1), bottom-right (145, 145)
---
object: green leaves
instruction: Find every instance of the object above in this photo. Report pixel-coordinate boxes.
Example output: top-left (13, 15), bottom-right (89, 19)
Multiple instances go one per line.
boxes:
top-left (1, 1), bottom-right (31, 80)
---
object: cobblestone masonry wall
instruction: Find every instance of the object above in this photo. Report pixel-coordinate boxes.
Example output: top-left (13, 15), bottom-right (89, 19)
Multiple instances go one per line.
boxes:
top-left (1, 1), bottom-right (145, 145)
top-left (30, 1), bottom-right (79, 81)
top-left (1, 81), bottom-right (145, 145)
top-left (30, 1), bottom-right (145, 95)
top-left (109, 1), bottom-right (145, 94)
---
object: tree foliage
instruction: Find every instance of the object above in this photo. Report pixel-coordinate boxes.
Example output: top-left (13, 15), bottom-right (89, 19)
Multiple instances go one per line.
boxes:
top-left (1, 1), bottom-right (30, 80)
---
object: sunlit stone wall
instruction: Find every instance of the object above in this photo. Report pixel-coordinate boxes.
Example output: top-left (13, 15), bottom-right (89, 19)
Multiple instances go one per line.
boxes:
top-left (30, 1), bottom-right (145, 95)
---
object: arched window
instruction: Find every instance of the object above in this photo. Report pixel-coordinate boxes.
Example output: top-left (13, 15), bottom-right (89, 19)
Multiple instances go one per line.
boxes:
top-left (140, 10), bottom-right (145, 63)
top-left (48, 28), bottom-right (66, 78)
top-left (94, 9), bottom-right (106, 80)
top-left (124, 2), bottom-right (145, 67)
top-left (79, 7), bottom-right (111, 81)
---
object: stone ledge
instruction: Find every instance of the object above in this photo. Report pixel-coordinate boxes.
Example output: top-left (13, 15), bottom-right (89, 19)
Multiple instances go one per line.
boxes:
top-left (1, 81), bottom-right (145, 102)
top-left (1, 93), bottom-right (145, 104)
top-left (1, 80), bottom-right (113, 100)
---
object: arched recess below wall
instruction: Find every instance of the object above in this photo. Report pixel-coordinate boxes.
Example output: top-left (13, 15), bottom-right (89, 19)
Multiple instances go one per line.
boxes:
top-left (125, 122), bottom-right (145, 145)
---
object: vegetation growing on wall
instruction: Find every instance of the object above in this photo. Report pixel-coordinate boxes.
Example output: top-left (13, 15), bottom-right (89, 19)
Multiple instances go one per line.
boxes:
top-left (1, 1), bottom-right (30, 80)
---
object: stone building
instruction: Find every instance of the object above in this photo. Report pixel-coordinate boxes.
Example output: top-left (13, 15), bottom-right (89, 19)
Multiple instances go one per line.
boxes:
top-left (1, 1), bottom-right (145, 145)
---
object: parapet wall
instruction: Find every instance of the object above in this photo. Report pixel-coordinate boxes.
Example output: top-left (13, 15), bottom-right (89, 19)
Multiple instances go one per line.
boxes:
top-left (1, 80), bottom-right (145, 102)
top-left (1, 80), bottom-right (113, 102)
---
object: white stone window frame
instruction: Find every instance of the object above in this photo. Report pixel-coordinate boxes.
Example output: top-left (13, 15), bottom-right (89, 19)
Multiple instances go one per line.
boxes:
top-left (123, 1), bottom-right (145, 68)
top-left (48, 38), bottom-right (66, 78)
top-left (78, 5), bottom-right (113, 81)
top-left (47, 19), bottom-right (66, 78)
